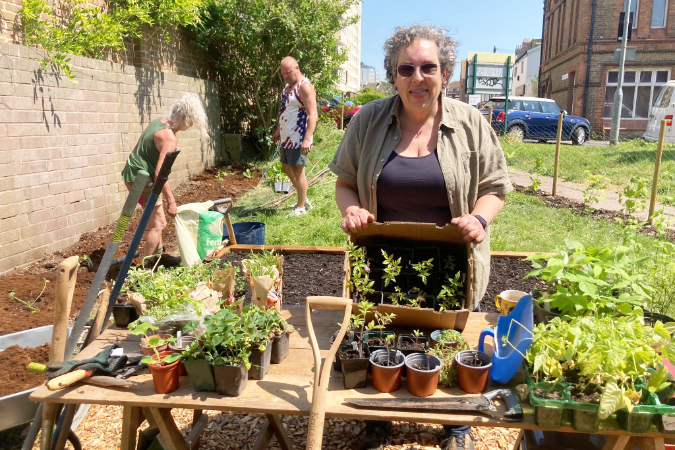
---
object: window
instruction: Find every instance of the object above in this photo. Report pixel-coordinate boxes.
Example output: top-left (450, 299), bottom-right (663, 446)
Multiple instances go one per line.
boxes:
top-left (630, 0), bottom-right (639, 27)
top-left (523, 100), bottom-right (540, 112)
top-left (603, 69), bottom-right (670, 118)
top-left (652, 0), bottom-right (667, 28)
top-left (540, 101), bottom-right (561, 114)
top-left (655, 85), bottom-right (674, 108)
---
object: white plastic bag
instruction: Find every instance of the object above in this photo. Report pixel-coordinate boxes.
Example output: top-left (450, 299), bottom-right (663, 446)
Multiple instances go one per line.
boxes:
top-left (175, 200), bottom-right (223, 266)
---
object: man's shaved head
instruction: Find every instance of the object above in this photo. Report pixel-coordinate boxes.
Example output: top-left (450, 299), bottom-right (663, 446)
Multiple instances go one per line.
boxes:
top-left (280, 56), bottom-right (298, 69)
top-left (280, 56), bottom-right (302, 85)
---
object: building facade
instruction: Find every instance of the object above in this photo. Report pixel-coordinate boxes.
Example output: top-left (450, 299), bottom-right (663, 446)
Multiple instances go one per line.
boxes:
top-left (360, 63), bottom-right (380, 87)
top-left (335, 1), bottom-right (362, 94)
top-left (445, 80), bottom-right (461, 99)
top-left (539, 0), bottom-right (675, 137)
top-left (513, 39), bottom-right (542, 96)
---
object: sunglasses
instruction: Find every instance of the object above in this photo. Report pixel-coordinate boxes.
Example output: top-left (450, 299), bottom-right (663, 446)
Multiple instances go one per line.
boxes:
top-left (397, 63), bottom-right (441, 77)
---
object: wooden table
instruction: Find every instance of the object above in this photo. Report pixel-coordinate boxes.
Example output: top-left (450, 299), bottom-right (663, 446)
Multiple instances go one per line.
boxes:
top-left (30, 308), bottom-right (673, 450)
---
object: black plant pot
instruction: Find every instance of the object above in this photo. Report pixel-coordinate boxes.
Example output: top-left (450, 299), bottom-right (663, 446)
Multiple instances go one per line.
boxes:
top-left (112, 303), bottom-right (139, 328)
top-left (213, 364), bottom-right (248, 396)
top-left (340, 347), bottom-right (370, 389)
top-left (412, 246), bottom-right (441, 271)
top-left (271, 331), bottom-right (289, 364)
top-left (533, 299), bottom-right (561, 325)
top-left (249, 341), bottom-right (273, 380)
top-left (397, 334), bottom-right (429, 356)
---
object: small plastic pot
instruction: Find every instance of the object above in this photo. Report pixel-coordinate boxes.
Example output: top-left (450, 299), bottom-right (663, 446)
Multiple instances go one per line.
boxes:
top-left (271, 331), bottom-right (289, 364)
top-left (571, 407), bottom-right (600, 433)
top-left (141, 334), bottom-right (172, 356)
top-left (112, 303), bottom-right (139, 328)
top-left (429, 330), bottom-right (460, 349)
top-left (532, 299), bottom-right (561, 325)
top-left (534, 405), bottom-right (565, 429)
top-left (455, 350), bottom-right (492, 394)
top-left (363, 331), bottom-right (396, 354)
top-left (183, 358), bottom-right (216, 392)
top-left (370, 350), bottom-right (404, 393)
top-left (404, 353), bottom-right (442, 397)
top-left (340, 347), bottom-right (370, 389)
top-left (397, 334), bottom-right (429, 356)
top-left (249, 340), bottom-right (273, 380)
top-left (616, 408), bottom-right (654, 434)
top-left (212, 364), bottom-right (248, 396)
top-left (147, 351), bottom-right (181, 394)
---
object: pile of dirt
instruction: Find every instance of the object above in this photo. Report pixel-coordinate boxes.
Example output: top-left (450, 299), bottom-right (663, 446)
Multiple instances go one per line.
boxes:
top-left (0, 344), bottom-right (50, 397)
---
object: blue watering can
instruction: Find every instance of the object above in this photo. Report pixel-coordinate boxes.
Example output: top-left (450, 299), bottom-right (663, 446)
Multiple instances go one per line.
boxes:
top-left (478, 295), bottom-right (534, 384)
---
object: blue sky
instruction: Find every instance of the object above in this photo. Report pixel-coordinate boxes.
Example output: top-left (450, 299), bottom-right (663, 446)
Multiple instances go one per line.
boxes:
top-left (360, 0), bottom-right (545, 81)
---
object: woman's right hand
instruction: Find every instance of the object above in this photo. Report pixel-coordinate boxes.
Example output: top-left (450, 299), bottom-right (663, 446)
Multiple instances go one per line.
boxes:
top-left (341, 207), bottom-right (375, 233)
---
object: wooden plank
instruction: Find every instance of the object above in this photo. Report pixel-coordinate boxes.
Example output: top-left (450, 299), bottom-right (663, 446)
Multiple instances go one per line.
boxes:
top-left (632, 437), bottom-right (666, 450)
top-left (602, 436), bottom-right (630, 450)
top-left (121, 406), bottom-right (143, 450)
top-left (40, 403), bottom-right (60, 450)
top-left (53, 404), bottom-right (77, 450)
top-left (511, 429), bottom-right (524, 450)
top-left (186, 412), bottom-right (208, 450)
top-left (266, 414), bottom-right (295, 450)
top-left (225, 245), bottom-right (347, 255)
top-left (490, 251), bottom-right (554, 258)
top-left (147, 408), bottom-right (189, 450)
top-left (252, 419), bottom-right (274, 450)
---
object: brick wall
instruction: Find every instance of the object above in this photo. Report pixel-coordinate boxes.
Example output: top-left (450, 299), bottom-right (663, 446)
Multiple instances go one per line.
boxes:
top-left (0, 41), bottom-right (222, 274)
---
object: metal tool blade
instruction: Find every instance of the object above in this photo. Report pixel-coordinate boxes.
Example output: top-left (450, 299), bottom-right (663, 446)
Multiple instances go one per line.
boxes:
top-left (346, 397), bottom-right (490, 411)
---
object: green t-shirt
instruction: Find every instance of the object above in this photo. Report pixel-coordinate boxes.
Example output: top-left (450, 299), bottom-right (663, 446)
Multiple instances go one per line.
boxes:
top-left (121, 118), bottom-right (172, 182)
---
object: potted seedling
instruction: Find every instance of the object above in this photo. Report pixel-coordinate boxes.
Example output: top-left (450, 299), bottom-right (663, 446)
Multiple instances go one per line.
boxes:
top-left (430, 329), bottom-right (463, 349)
top-left (435, 272), bottom-right (464, 311)
top-left (131, 322), bottom-right (173, 356)
top-left (180, 334), bottom-right (216, 392)
top-left (242, 249), bottom-right (283, 310)
top-left (428, 335), bottom-right (469, 389)
top-left (347, 242), bottom-right (376, 303)
top-left (404, 350), bottom-right (443, 397)
top-left (134, 323), bottom-right (182, 394)
top-left (340, 301), bottom-right (376, 389)
top-left (266, 308), bottom-right (294, 364)
top-left (370, 334), bottom-right (405, 393)
top-left (397, 329), bottom-right (429, 356)
top-left (241, 305), bottom-right (274, 380)
top-left (201, 308), bottom-right (252, 396)
top-left (363, 311), bottom-right (396, 354)
top-left (381, 250), bottom-right (402, 289)
top-left (455, 350), bottom-right (492, 393)
top-left (409, 258), bottom-right (435, 294)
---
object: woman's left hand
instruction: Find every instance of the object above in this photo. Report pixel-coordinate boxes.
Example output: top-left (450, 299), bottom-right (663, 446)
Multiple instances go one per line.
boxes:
top-left (450, 214), bottom-right (485, 244)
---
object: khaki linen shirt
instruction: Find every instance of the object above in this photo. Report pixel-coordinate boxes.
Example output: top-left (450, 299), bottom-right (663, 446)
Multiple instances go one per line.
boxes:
top-left (328, 95), bottom-right (513, 309)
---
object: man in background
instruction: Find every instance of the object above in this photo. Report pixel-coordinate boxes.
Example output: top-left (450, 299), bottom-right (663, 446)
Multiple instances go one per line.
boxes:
top-left (273, 56), bottom-right (318, 216)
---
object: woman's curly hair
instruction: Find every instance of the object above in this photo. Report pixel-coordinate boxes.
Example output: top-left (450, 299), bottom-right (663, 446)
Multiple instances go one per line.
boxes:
top-left (166, 93), bottom-right (210, 142)
top-left (383, 24), bottom-right (458, 87)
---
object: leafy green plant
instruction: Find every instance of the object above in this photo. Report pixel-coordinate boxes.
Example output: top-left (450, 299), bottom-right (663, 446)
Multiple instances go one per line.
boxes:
top-left (429, 335), bottom-right (469, 387)
top-left (348, 300), bottom-right (375, 358)
top-left (243, 169), bottom-right (253, 179)
top-left (443, 255), bottom-right (456, 271)
top-left (436, 272), bottom-right (463, 311)
top-left (526, 240), bottom-right (653, 316)
top-left (582, 172), bottom-right (607, 213)
top-left (407, 287), bottom-right (426, 309)
top-left (131, 322), bottom-right (181, 366)
top-left (619, 177), bottom-right (649, 215)
top-left (388, 286), bottom-right (406, 305)
top-left (215, 169), bottom-right (233, 181)
top-left (347, 242), bottom-right (374, 302)
top-left (244, 249), bottom-right (280, 279)
top-left (199, 308), bottom-right (252, 368)
top-left (9, 278), bottom-right (49, 314)
top-left (381, 250), bottom-right (401, 289)
top-left (411, 258), bottom-right (434, 285)
top-left (437, 329), bottom-right (462, 345)
top-left (412, 329), bottom-right (424, 347)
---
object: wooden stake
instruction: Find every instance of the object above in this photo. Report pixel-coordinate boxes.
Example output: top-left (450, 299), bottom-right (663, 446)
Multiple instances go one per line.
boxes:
top-left (488, 106), bottom-right (493, 126)
top-left (649, 119), bottom-right (667, 224)
top-left (51, 256), bottom-right (79, 362)
top-left (552, 112), bottom-right (564, 196)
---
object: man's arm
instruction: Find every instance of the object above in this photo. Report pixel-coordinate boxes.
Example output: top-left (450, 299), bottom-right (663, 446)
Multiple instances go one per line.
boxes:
top-left (298, 82), bottom-right (318, 155)
top-left (154, 129), bottom-right (178, 217)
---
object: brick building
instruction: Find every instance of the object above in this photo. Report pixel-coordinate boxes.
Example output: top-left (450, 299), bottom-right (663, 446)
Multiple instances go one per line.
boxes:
top-left (539, 0), bottom-right (675, 138)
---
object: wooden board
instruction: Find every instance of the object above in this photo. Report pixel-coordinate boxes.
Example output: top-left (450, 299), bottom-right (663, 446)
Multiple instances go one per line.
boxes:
top-left (28, 307), bottom-right (672, 437)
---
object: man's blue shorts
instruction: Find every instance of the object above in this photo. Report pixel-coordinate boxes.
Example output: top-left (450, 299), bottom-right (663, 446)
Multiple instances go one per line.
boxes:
top-left (280, 147), bottom-right (307, 166)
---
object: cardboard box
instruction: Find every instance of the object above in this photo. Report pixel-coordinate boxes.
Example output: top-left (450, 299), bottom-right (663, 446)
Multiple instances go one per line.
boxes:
top-left (345, 222), bottom-right (473, 331)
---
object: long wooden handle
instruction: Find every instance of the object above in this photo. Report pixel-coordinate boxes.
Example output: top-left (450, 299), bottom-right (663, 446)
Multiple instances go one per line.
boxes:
top-left (51, 256), bottom-right (80, 363)
top-left (46, 369), bottom-right (94, 391)
top-left (306, 297), bottom-right (352, 450)
top-left (224, 213), bottom-right (237, 245)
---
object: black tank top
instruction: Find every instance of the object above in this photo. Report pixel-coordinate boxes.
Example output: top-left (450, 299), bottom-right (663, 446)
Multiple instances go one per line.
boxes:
top-left (376, 149), bottom-right (452, 226)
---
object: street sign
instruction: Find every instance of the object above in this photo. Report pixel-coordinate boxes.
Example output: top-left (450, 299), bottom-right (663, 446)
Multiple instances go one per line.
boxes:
top-left (562, 73), bottom-right (568, 81)
top-left (614, 47), bottom-right (636, 60)
top-left (465, 63), bottom-right (512, 95)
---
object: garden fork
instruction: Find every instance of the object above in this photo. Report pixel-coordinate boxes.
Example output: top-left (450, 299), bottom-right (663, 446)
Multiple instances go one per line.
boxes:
top-left (305, 296), bottom-right (352, 450)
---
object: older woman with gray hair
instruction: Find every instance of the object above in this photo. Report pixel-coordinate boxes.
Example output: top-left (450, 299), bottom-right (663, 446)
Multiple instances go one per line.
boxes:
top-left (122, 93), bottom-right (210, 261)
top-left (329, 24), bottom-right (512, 450)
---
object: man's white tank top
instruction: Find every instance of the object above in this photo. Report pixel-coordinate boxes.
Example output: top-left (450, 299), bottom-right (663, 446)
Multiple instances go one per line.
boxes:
top-left (279, 78), bottom-right (312, 150)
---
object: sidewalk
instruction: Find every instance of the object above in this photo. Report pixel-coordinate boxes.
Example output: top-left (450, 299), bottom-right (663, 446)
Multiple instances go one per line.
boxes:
top-left (509, 169), bottom-right (675, 224)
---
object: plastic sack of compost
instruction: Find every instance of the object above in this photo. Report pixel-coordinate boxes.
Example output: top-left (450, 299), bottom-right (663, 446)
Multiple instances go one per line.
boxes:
top-left (175, 200), bottom-right (223, 267)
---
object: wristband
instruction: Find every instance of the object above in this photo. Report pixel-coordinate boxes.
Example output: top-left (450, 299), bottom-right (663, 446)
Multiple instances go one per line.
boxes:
top-left (473, 214), bottom-right (488, 230)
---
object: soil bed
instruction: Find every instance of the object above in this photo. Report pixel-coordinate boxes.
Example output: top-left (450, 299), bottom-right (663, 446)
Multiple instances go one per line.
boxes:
top-left (534, 388), bottom-right (562, 400)
top-left (570, 385), bottom-right (602, 404)
top-left (0, 344), bottom-right (49, 397)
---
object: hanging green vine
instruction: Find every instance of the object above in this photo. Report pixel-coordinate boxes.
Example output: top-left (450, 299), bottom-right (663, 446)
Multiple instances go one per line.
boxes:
top-left (20, 0), bottom-right (203, 80)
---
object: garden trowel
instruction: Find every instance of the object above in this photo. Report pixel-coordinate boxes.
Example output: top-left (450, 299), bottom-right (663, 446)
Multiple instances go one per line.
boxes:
top-left (345, 389), bottom-right (523, 422)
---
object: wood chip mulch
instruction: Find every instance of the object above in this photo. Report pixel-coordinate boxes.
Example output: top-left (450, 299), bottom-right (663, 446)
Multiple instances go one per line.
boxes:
top-left (42, 404), bottom-right (519, 450)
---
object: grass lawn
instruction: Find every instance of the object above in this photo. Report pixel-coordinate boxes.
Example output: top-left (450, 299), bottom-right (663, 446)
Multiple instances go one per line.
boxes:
top-left (501, 138), bottom-right (675, 203)
top-left (229, 124), bottom-right (657, 252)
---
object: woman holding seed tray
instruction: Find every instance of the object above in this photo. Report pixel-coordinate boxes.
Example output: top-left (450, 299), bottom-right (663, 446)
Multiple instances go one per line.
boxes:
top-left (329, 24), bottom-right (512, 450)
top-left (121, 93), bottom-right (210, 261)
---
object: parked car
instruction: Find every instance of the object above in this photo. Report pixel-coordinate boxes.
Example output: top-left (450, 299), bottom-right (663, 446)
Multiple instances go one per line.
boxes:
top-left (644, 81), bottom-right (675, 143)
top-left (320, 95), bottom-right (361, 128)
top-left (479, 96), bottom-right (591, 145)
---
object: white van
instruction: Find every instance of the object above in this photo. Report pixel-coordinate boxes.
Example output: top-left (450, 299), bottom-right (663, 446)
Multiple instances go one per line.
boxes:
top-left (644, 80), bottom-right (675, 142)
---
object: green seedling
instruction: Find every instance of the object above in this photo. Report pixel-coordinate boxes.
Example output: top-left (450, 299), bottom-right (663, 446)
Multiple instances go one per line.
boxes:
top-left (131, 322), bottom-right (180, 366)
top-left (412, 329), bottom-right (424, 349)
top-left (407, 287), bottom-right (426, 308)
top-left (243, 168), bottom-right (252, 179)
top-left (582, 172), bottom-right (607, 213)
top-left (443, 255), bottom-right (456, 271)
top-left (382, 334), bottom-right (396, 366)
top-left (9, 278), bottom-right (49, 314)
top-left (347, 242), bottom-right (374, 302)
top-left (411, 258), bottom-right (434, 285)
top-left (388, 286), bottom-right (406, 305)
top-left (436, 272), bottom-right (463, 311)
top-left (80, 255), bottom-right (93, 268)
top-left (381, 250), bottom-right (401, 288)
top-left (215, 169), bottom-right (233, 181)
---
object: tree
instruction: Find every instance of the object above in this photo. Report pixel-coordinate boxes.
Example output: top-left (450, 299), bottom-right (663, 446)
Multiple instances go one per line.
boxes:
top-left (192, 0), bottom-right (358, 152)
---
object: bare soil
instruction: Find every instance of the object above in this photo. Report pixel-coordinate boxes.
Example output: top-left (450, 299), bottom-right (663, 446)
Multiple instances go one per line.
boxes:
top-left (534, 387), bottom-right (562, 400)
top-left (570, 384), bottom-right (602, 404)
top-left (398, 340), bottom-right (427, 351)
top-left (0, 344), bottom-right (50, 397)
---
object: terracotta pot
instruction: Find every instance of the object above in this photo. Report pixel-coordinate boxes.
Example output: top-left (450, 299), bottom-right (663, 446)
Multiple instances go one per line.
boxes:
top-left (370, 350), bottom-right (404, 393)
top-left (147, 351), bottom-right (181, 394)
top-left (455, 350), bottom-right (492, 394)
top-left (141, 334), bottom-right (172, 356)
top-left (404, 353), bottom-right (442, 397)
